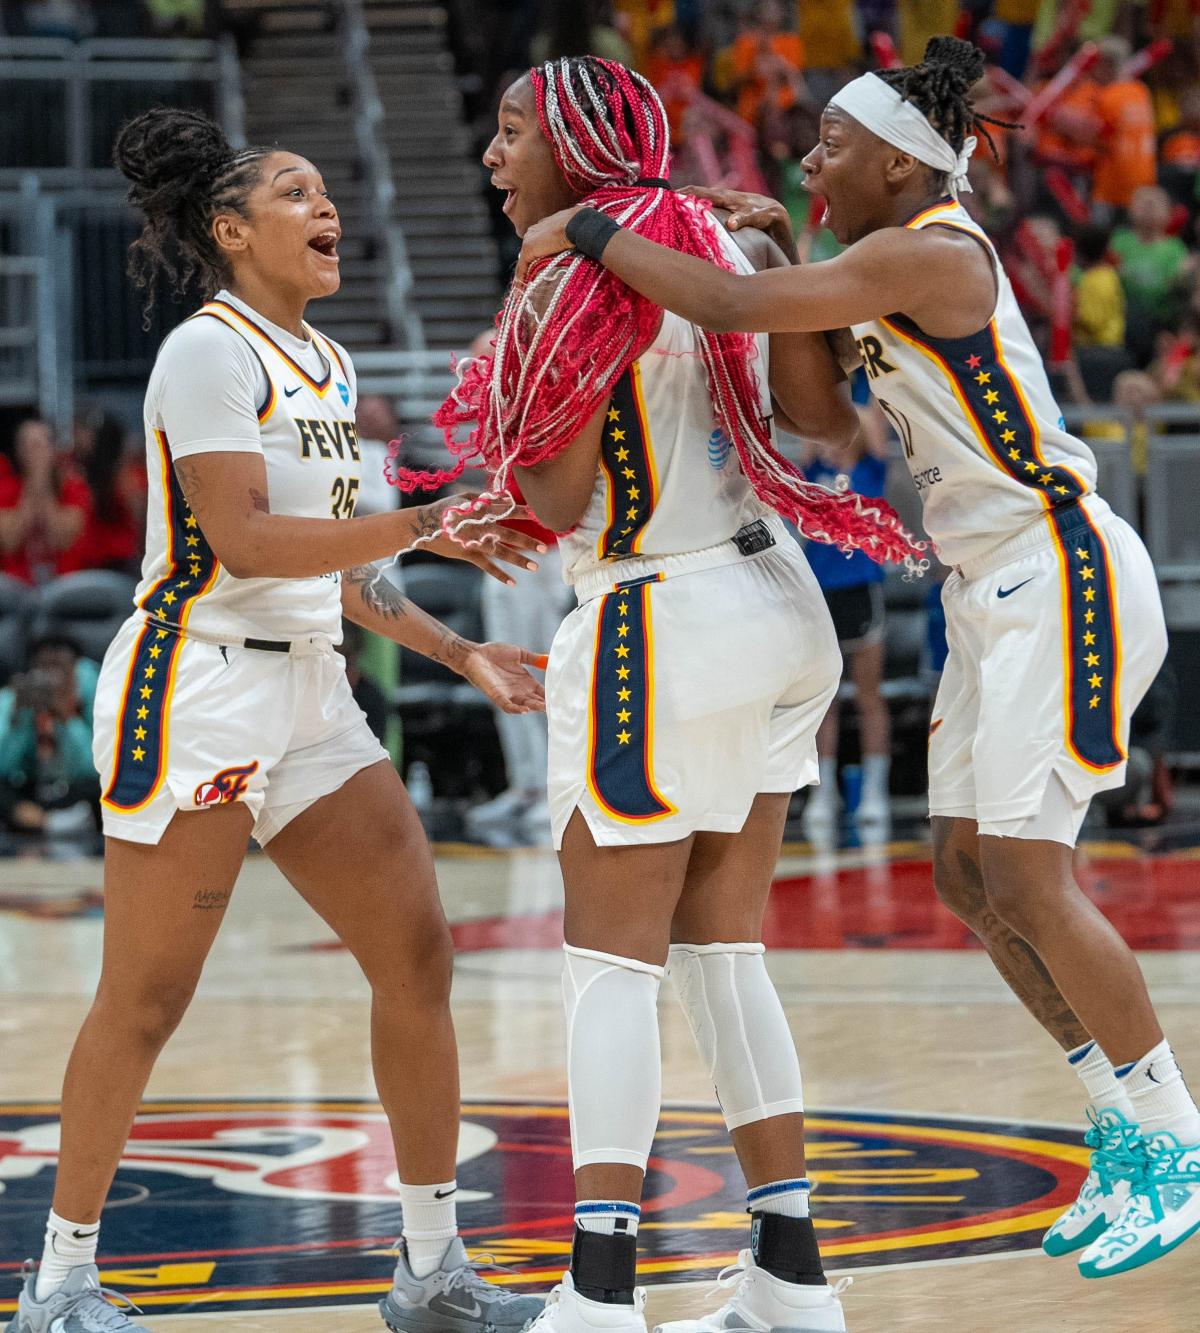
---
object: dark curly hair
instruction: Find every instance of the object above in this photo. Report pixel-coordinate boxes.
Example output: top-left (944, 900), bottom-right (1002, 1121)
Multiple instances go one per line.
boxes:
top-left (879, 36), bottom-right (1017, 183)
top-left (113, 107), bottom-right (273, 319)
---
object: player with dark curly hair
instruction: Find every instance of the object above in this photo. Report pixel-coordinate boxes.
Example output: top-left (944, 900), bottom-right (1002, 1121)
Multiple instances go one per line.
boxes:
top-left (7, 107), bottom-right (547, 1333)
top-left (523, 33), bottom-right (1200, 1297)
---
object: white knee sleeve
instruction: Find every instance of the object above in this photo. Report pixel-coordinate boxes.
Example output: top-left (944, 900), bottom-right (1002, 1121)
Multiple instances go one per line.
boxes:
top-left (667, 942), bottom-right (804, 1131)
top-left (563, 944), bottom-right (664, 1171)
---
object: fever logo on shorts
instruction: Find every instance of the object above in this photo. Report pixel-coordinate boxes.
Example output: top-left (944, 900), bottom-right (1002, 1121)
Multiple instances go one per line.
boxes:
top-left (0, 1099), bottom-right (1088, 1318)
top-left (194, 761), bottom-right (260, 807)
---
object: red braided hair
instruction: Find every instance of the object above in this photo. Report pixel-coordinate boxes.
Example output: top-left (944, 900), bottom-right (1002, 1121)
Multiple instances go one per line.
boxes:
top-left (395, 56), bottom-right (926, 571)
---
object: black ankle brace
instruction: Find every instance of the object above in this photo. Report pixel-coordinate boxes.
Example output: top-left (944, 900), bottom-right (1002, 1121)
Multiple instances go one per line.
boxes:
top-left (570, 1226), bottom-right (637, 1305)
top-left (750, 1211), bottom-right (826, 1286)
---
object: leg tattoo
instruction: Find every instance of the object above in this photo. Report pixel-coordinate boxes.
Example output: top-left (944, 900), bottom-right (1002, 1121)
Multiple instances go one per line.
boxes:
top-left (936, 835), bottom-right (1090, 1050)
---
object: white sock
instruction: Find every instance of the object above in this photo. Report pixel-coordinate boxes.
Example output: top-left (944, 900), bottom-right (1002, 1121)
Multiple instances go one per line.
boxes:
top-left (399, 1180), bottom-right (458, 1279)
top-left (563, 944), bottom-right (664, 1171)
top-left (861, 753), bottom-right (890, 802)
top-left (747, 1177), bottom-right (811, 1218)
top-left (1066, 1039), bottom-right (1135, 1120)
top-left (1116, 1039), bottom-right (1200, 1145)
top-left (35, 1210), bottom-right (99, 1301)
top-left (575, 1200), bottom-right (641, 1236)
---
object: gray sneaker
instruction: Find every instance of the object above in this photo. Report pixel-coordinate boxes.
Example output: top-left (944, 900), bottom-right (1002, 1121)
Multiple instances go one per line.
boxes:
top-left (379, 1237), bottom-right (545, 1332)
top-left (7, 1262), bottom-right (150, 1331)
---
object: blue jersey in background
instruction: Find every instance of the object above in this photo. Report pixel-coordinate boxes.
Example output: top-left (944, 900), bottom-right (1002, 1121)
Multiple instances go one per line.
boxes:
top-left (804, 452), bottom-right (889, 591)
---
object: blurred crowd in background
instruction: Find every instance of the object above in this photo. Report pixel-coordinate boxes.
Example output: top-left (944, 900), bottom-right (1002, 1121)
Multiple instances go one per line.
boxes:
top-left (2, 0), bottom-right (1195, 844)
top-left (464, 0), bottom-right (1200, 423)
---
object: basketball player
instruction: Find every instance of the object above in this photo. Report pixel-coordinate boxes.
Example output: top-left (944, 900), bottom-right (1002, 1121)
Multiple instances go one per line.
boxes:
top-left (409, 56), bottom-right (923, 1333)
top-left (519, 36), bottom-right (1200, 1287)
top-left (7, 109), bottom-right (546, 1333)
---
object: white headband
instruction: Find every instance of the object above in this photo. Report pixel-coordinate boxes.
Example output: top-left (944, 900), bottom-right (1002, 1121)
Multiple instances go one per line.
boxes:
top-left (829, 72), bottom-right (976, 198)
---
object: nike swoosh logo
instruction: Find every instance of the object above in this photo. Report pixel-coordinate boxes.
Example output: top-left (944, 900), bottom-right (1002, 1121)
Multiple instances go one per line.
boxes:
top-left (997, 578), bottom-right (1034, 599)
top-left (283, 385), bottom-right (302, 397)
top-left (71, 1228), bottom-right (99, 1240)
top-left (440, 1298), bottom-right (482, 1317)
top-left (433, 1187), bottom-right (456, 1199)
top-left (1146, 1067), bottom-right (1161, 1084)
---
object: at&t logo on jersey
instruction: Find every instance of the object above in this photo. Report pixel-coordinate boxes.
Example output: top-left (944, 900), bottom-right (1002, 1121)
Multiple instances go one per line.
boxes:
top-left (194, 761), bottom-right (260, 807)
top-left (708, 428), bottom-right (732, 471)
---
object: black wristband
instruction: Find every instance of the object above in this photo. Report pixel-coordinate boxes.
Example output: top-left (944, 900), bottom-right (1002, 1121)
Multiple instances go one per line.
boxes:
top-left (565, 208), bottom-right (620, 262)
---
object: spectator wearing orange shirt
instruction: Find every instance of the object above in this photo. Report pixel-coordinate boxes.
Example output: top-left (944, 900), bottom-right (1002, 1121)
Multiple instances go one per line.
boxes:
top-left (645, 23), bottom-right (704, 143)
top-left (1160, 87), bottom-right (1200, 205)
top-left (0, 418), bottom-right (91, 586)
top-left (728, 0), bottom-right (807, 132)
top-left (1091, 36), bottom-right (1158, 216)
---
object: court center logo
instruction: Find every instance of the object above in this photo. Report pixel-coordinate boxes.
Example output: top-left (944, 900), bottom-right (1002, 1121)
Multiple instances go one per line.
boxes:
top-left (0, 1100), bottom-right (1088, 1318)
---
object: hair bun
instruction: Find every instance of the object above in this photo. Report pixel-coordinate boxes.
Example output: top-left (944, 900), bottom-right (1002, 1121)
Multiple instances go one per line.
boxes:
top-left (922, 35), bottom-right (986, 88)
top-left (113, 107), bottom-right (234, 214)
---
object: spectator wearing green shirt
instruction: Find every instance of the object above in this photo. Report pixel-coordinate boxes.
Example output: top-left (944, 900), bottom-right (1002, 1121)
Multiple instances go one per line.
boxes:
top-left (0, 633), bottom-right (100, 833)
top-left (1111, 185), bottom-right (1195, 364)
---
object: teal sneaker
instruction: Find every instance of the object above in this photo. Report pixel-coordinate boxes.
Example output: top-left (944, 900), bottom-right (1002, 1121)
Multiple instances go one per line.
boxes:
top-left (1078, 1130), bottom-right (1200, 1277)
top-left (1042, 1108), bottom-right (1144, 1257)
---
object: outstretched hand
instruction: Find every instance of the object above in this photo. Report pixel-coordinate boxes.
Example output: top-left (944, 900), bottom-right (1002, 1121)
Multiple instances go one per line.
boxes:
top-left (682, 186), bottom-right (798, 260)
top-left (516, 206), bottom-right (585, 282)
top-left (416, 494), bottom-right (548, 585)
top-left (460, 642), bottom-right (548, 714)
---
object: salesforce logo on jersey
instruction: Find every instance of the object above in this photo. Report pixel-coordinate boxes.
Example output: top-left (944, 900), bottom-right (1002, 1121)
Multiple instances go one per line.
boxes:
top-left (337, 381), bottom-right (350, 406)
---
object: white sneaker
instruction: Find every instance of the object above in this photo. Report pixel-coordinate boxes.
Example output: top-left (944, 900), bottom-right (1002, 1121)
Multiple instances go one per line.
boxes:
top-left (653, 1250), bottom-right (850, 1332)
top-left (801, 787), bottom-right (839, 841)
top-left (465, 788), bottom-right (532, 833)
top-left (1042, 1109), bottom-right (1141, 1257)
top-left (525, 1272), bottom-right (648, 1331)
top-left (852, 788), bottom-right (889, 833)
top-left (519, 797), bottom-right (553, 846)
top-left (1078, 1130), bottom-right (1200, 1278)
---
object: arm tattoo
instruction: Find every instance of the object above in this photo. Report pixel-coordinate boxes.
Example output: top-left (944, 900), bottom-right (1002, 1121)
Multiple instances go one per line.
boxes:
top-left (934, 830), bottom-right (1090, 1050)
top-left (174, 458), bottom-right (205, 519)
top-left (428, 626), bottom-right (470, 669)
top-left (343, 564), bottom-right (411, 621)
top-left (413, 504), bottom-right (443, 540)
top-left (249, 487), bottom-right (270, 514)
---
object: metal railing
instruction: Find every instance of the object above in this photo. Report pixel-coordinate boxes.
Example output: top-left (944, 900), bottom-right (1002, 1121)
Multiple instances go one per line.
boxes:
top-left (335, 0), bottom-right (425, 351)
top-left (0, 181), bottom-right (73, 430)
top-left (0, 37), bottom-right (222, 183)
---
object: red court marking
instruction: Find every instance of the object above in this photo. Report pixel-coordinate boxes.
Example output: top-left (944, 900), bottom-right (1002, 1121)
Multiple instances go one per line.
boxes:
top-left (285, 851), bottom-right (1200, 954)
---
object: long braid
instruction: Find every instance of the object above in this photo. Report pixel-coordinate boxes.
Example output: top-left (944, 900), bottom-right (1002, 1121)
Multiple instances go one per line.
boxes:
top-left (403, 57), bottom-right (925, 570)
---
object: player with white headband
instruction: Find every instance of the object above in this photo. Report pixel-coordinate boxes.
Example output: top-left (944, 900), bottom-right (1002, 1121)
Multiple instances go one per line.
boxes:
top-left (520, 33), bottom-right (1200, 1306)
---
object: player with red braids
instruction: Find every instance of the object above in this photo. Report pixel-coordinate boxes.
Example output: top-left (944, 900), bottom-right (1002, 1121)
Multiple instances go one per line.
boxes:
top-left (431, 57), bottom-right (865, 1333)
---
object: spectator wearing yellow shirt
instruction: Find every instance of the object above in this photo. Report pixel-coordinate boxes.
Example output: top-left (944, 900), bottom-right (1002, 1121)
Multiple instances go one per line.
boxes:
top-left (1073, 224), bottom-right (1126, 350)
top-left (897, 0), bottom-right (961, 67)
top-left (796, 0), bottom-right (860, 105)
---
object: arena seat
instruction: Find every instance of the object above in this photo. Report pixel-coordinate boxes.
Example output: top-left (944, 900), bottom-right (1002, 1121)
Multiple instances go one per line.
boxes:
top-left (31, 570), bottom-right (137, 664)
top-left (0, 573), bottom-right (37, 684)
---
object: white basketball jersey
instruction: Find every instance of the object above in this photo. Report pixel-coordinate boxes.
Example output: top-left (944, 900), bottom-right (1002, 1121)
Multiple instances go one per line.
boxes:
top-left (559, 221), bottom-right (772, 586)
top-left (137, 292), bottom-right (361, 642)
top-left (850, 199), bottom-right (1097, 567)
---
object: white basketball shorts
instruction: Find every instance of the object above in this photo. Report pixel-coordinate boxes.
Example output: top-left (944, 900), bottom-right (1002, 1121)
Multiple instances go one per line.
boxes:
top-left (93, 614), bottom-right (388, 846)
top-left (929, 495), bottom-right (1167, 845)
top-left (546, 519), bottom-right (842, 848)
